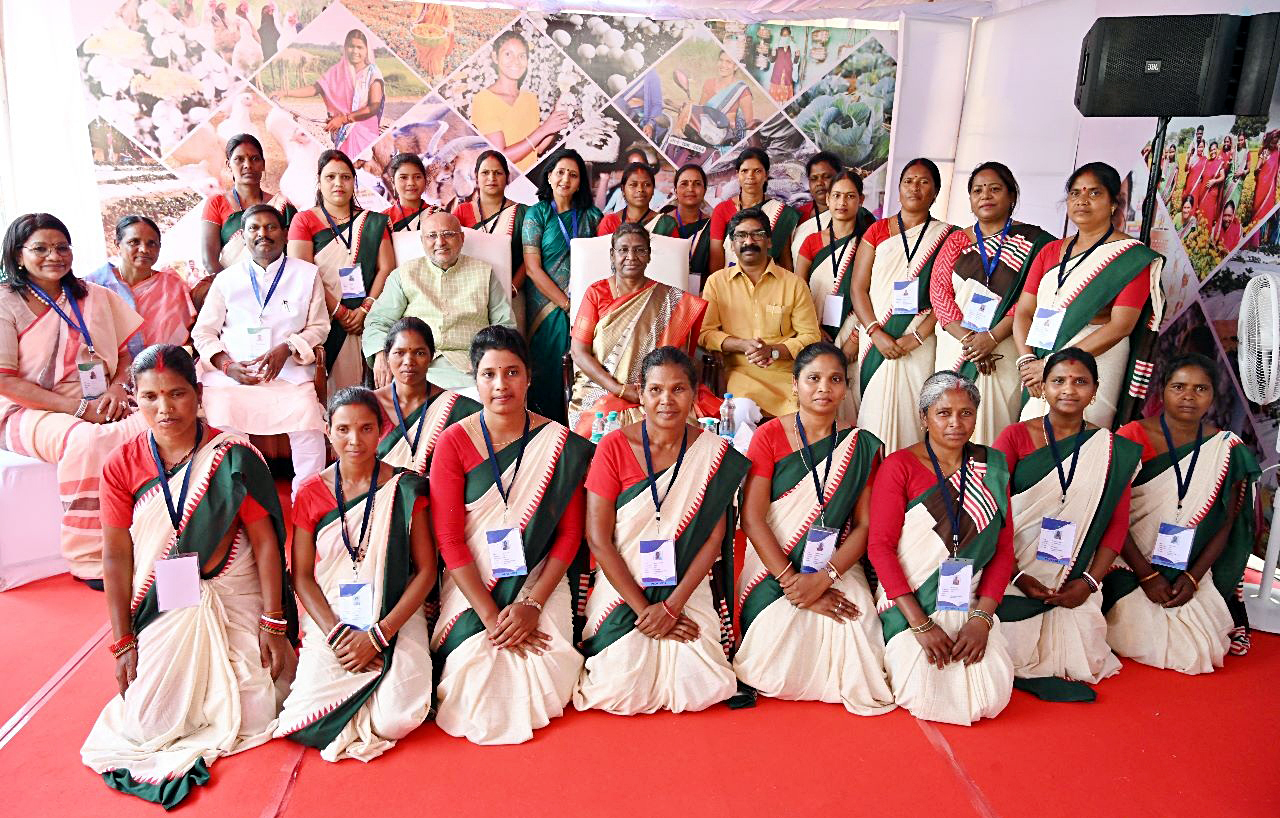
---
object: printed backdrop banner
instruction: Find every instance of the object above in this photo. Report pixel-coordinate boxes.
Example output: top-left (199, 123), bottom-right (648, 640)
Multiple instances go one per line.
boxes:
top-left (71, 1), bottom-right (899, 279)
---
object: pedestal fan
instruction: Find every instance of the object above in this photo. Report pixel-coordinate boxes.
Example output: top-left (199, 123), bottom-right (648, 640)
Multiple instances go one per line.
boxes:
top-left (1238, 271), bottom-right (1280, 632)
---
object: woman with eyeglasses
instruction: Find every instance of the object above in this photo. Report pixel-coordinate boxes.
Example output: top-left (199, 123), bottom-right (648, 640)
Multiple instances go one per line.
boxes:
top-left (567, 224), bottom-right (718, 437)
top-left (86, 215), bottom-right (196, 357)
top-left (1104, 353), bottom-right (1260, 673)
top-left (708, 147), bottom-right (801, 273)
top-left (0, 213), bottom-right (148, 584)
top-left (198, 134), bottom-right (295, 305)
top-left (929, 162), bottom-right (1054, 445)
top-left (288, 149), bottom-right (395, 394)
top-left (521, 148), bottom-right (602, 422)
top-left (1011, 162), bottom-right (1163, 428)
top-left (848, 158), bottom-right (958, 453)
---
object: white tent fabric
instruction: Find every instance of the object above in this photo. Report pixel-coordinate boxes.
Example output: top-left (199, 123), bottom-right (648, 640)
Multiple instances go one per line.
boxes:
top-left (454, 1), bottom-right (994, 24)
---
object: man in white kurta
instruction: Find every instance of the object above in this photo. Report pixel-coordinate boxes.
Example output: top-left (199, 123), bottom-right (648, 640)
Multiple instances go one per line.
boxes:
top-left (362, 212), bottom-right (514, 390)
top-left (192, 204), bottom-right (329, 495)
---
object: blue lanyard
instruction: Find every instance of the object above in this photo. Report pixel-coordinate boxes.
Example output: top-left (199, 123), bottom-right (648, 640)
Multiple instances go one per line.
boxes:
top-left (232, 188), bottom-right (242, 210)
top-left (924, 436), bottom-right (968, 553)
top-left (334, 460), bottom-right (380, 566)
top-left (974, 218), bottom-right (1011, 282)
top-left (1159, 415), bottom-right (1204, 513)
top-left (640, 421), bottom-right (689, 527)
top-left (554, 207), bottom-right (580, 249)
top-left (28, 284), bottom-right (95, 354)
top-left (149, 422), bottom-right (204, 535)
top-left (249, 256), bottom-right (286, 312)
top-left (674, 209), bottom-right (706, 263)
top-left (479, 412), bottom-right (531, 509)
top-left (320, 203), bottom-right (354, 250)
top-left (1043, 416), bottom-right (1087, 504)
top-left (796, 416), bottom-right (838, 527)
top-left (391, 381), bottom-right (434, 456)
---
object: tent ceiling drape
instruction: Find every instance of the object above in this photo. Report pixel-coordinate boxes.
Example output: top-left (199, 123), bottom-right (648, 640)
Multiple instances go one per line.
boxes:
top-left (439, 0), bottom-right (994, 24)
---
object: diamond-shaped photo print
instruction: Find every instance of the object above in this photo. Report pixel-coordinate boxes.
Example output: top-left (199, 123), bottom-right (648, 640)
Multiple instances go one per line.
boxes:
top-left (537, 13), bottom-right (694, 100)
top-left (439, 16), bottom-right (610, 176)
top-left (252, 1), bottom-right (430, 163)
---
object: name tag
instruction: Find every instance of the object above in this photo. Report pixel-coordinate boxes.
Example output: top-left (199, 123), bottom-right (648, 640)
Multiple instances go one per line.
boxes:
top-left (639, 538), bottom-right (677, 588)
top-left (1026, 306), bottom-right (1065, 349)
top-left (486, 527), bottom-right (528, 578)
top-left (1152, 522), bottom-right (1195, 571)
top-left (892, 279), bottom-right (919, 315)
top-left (822, 294), bottom-right (844, 328)
top-left (800, 525), bottom-right (838, 573)
top-left (936, 557), bottom-right (974, 611)
top-left (960, 292), bottom-right (998, 332)
top-left (338, 581), bottom-right (375, 630)
top-left (245, 325), bottom-right (272, 358)
top-left (687, 273), bottom-right (702, 295)
top-left (155, 553), bottom-right (201, 612)
top-left (78, 359), bottom-right (108, 400)
top-left (1036, 517), bottom-right (1077, 565)
top-left (339, 266), bottom-right (366, 299)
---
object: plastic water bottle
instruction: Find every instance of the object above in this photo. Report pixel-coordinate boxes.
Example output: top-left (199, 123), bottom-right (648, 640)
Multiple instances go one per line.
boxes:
top-left (719, 393), bottom-right (736, 438)
top-left (589, 412), bottom-right (606, 443)
top-left (604, 411), bottom-right (621, 434)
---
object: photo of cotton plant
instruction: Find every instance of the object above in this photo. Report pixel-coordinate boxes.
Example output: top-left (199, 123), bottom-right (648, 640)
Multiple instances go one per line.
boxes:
top-left (439, 16), bottom-right (610, 175)
top-left (784, 34), bottom-right (896, 172)
top-left (78, 1), bottom-right (241, 158)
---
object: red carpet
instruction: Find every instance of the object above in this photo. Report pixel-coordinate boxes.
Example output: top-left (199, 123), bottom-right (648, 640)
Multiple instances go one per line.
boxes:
top-left (2, 574), bottom-right (1276, 818)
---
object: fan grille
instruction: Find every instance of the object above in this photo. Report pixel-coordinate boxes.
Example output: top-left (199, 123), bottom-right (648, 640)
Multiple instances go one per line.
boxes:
top-left (1239, 273), bottom-right (1280, 404)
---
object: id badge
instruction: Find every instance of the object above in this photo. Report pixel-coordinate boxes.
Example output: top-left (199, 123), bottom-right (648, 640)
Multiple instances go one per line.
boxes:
top-left (245, 325), bottom-right (271, 358)
top-left (960, 293), bottom-right (998, 332)
top-left (936, 557), bottom-right (974, 611)
top-left (1026, 306), bottom-right (1065, 349)
top-left (1152, 522), bottom-right (1196, 571)
top-left (486, 527), bottom-right (528, 578)
top-left (78, 358), bottom-right (108, 400)
top-left (687, 273), bottom-right (702, 295)
top-left (822, 294), bottom-right (844, 328)
top-left (1036, 517), bottom-right (1077, 565)
top-left (892, 279), bottom-right (919, 315)
top-left (338, 582), bottom-right (375, 630)
top-left (155, 554), bottom-right (201, 612)
top-left (639, 538), bottom-right (677, 588)
top-left (339, 266), bottom-right (366, 299)
top-left (800, 525), bottom-right (838, 573)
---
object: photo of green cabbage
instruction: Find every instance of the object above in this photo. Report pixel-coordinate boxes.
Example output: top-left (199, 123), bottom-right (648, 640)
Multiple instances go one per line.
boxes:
top-left (784, 38), bottom-right (895, 171)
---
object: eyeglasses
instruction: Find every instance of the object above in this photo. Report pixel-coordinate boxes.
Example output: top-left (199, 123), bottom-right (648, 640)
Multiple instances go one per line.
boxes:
top-left (731, 229), bottom-right (769, 241)
top-left (1067, 188), bottom-right (1108, 202)
top-left (613, 247), bottom-right (651, 257)
top-left (23, 243), bottom-right (72, 257)
top-left (423, 231), bottom-right (462, 242)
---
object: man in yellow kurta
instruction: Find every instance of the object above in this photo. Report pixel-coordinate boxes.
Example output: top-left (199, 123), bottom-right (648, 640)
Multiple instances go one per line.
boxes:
top-left (363, 212), bottom-right (515, 389)
top-left (698, 207), bottom-right (821, 418)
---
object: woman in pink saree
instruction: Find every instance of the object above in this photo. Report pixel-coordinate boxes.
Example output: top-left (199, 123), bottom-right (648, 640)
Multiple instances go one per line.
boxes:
top-left (273, 29), bottom-right (384, 159)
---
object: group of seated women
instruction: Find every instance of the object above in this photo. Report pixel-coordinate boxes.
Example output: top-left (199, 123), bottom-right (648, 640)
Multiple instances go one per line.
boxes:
top-left (0, 134), bottom-right (1259, 807)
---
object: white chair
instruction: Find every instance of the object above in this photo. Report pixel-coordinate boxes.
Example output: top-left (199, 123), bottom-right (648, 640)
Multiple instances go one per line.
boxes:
top-left (567, 233), bottom-right (692, 325)
top-left (0, 450), bottom-right (66, 589)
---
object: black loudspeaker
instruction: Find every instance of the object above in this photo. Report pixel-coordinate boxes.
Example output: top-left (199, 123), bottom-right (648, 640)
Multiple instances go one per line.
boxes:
top-left (1075, 13), bottom-right (1279, 117)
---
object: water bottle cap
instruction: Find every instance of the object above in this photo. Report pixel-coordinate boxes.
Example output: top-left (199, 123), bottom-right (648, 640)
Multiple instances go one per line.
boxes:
top-left (724, 393), bottom-right (733, 399)
top-left (607, 411), bottom-right (618, 419)
top-left (595, 412), bottom-right (604, 417)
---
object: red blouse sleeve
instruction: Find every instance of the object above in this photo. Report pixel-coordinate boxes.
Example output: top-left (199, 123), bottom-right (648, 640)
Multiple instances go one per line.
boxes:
top-left (798, 231), bottom-right (824, 263)
top-left (584, 431), bottom-right (628, 500)
top-left (201, 195), bottom-right (232, 225)
top-left (709, 200), bottom-right (735, 241)
top-left (1113, 267), bottom-right (1153, 309)
top-left (866, 451), bottom-right (915, 599)
top-left (747, 419), bottom-right (786, 479)
top-left (596, 211), bottom-right (620, 237)
top-left (992, 422), bottom-right (1032, 472)
top-left (428, 428), bottom-right (474, 568)
top-left (99, 439), bottom-right (141, 529)
top-left (1010, 240), bottom-right (1058, 318)
top-left (292, 475), bottom-right (334, 533)
top-left (239, 494), bottom-right (269, 525)
top-left (1099, 484), bottom-right (1132, 553)
top-left (571, 282), bottom-right (605, 343)
top-left (861, 218), bottom-right (891, 248)
top-left (977, 479), bottom-right (1016, 601)
top-left (287, 210), bottom-right (321, 243)
top-left (1115, 421), bottom-right (1156, 461)
top-left (929, 230), bottom-right (969, 328)
top-left (548, 485), bottom-right (587, 564)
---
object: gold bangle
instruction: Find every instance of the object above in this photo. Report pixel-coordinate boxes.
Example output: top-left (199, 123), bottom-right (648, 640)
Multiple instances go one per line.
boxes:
top-left (1138, 571), bottom-right (1160, 584)
top-left (775, 563), bottom-right (795, 581)
top-left (1183, 571), bottom-right (1200, 590)
top-left (909, 617), bottom-right (936, 634)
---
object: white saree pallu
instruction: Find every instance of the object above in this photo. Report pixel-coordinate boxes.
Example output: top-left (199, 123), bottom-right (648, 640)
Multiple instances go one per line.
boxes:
top-left (934, 275), bottom-right (1023, 446)
top-left (735, 429), bottom-right (893, 715)
top-left (856, 220), bottom-right (953, 452)
top-left (1000, 432), bottom-right (1124, 684)
top-left (431, 425), bottom-right (585, 745)
top-left (82, 435), bottom-right (283, 797)
top-left (377, 390), bottom-right (479, 475)
top-left (1019, 323), bottom-right (1128, 428)
top-left (1105, 433), bottom-right (1241, 674)
top-left (315, 216), bottom-right (371, 397)
top-left (875, 494), bottom-right (1014, 726)
top-left (275, 472), bottom-right (433, 762)
top-left (807, 236), bottom-right (861, 424)
top-left (574, 433), bottom-right (738, 715)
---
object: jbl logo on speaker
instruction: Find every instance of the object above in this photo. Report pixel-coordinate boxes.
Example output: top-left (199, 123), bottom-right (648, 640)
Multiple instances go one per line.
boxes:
top-left (1144, 60), bottom-right (1162, 73)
